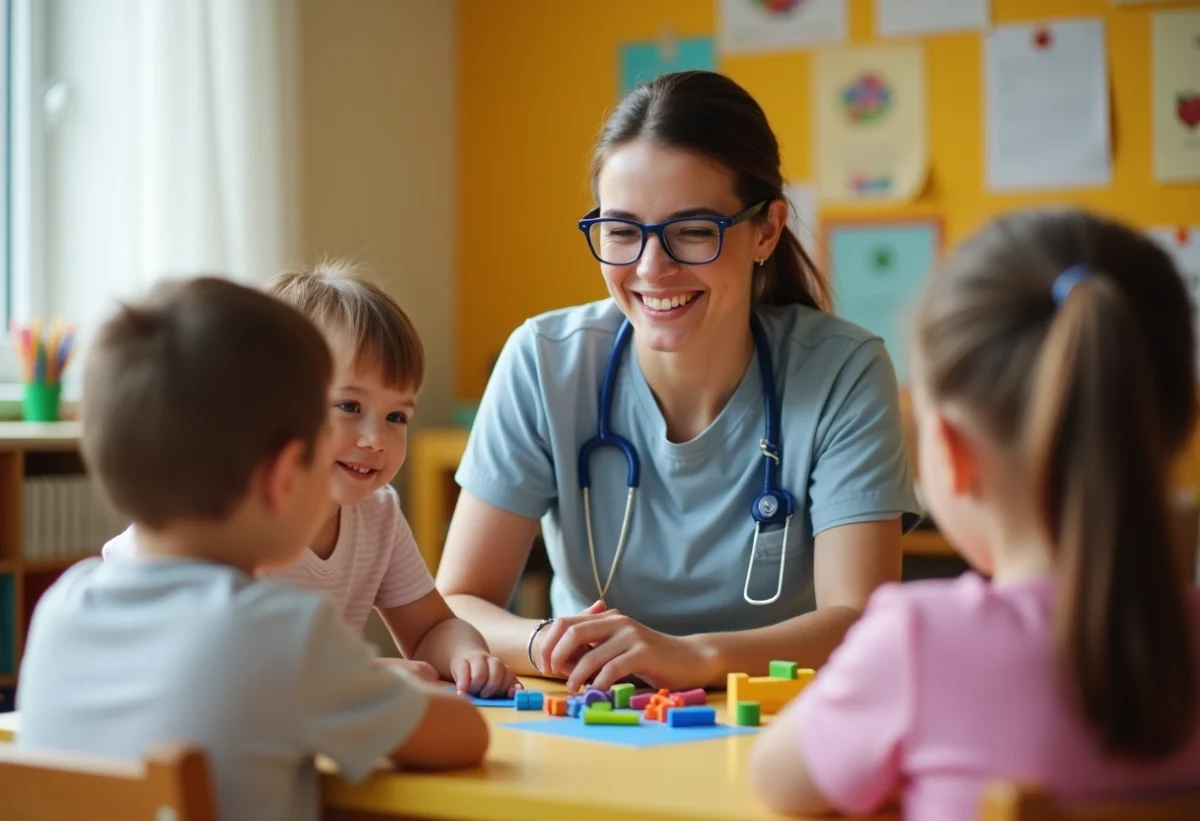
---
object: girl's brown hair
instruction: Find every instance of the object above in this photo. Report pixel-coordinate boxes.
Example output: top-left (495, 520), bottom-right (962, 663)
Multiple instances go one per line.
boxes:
top-left (590, 70), bottom-right (830, 312)
top-left (915, 207), bottom-right (1198, 759)
top-left (266, 259), bottom-right (424, 391)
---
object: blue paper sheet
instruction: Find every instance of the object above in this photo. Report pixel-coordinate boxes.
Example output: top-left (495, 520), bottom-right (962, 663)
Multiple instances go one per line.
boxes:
top-left (827, 220), bottom-right (941, 385)
top-left (620, 36), bottom-right (715, 96)
top-left (499, 714), bottom-right (758, 748)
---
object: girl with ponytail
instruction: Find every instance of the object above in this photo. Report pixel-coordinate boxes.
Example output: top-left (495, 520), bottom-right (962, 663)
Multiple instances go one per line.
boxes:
top-left (750, 208), bottom-right (1200, 818)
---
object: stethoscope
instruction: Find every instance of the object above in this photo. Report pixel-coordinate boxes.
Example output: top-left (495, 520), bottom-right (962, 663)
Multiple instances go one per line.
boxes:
top-left (578, 314), bottom-right (796, 607)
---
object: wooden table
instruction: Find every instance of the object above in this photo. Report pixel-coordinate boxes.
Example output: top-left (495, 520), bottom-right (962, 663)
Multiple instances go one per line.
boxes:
top-left (0, 679), bottom-right (897, 821)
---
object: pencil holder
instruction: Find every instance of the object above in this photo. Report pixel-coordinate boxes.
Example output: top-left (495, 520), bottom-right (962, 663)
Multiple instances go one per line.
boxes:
top-left (23, 381), bottom-right (61, 422)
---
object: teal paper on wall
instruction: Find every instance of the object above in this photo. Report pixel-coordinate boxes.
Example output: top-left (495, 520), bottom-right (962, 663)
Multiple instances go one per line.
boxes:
top-left (620, 37), bottom-right (715, 96)
top-left (826, 220), bottom-right (941, 385)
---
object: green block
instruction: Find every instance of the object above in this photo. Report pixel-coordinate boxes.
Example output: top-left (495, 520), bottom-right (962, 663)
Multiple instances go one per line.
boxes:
top-left (735, 701), bottom-right (761, 727)
top-left (610, 683), bottom-right (635, 709)
top-left (584, 709), bottom-right (640, 726)
top-left (587, 702), bottom-right (612, 712)
top-left (769, 660), bottom-right (798, 680)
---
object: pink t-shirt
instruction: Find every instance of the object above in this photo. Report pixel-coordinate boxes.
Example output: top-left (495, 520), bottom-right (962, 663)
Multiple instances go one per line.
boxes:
top-left (100, 484), bottom-right (435, 632)
top-left (791, 574), bottom-right (1200, 821)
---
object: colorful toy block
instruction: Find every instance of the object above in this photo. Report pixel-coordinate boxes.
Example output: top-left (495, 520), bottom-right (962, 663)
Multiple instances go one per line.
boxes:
top-left (726, 669), bottom-right (814, 716)
top-left (587, 702), bottom-right (613, 713)
top-left (610, 682), bottom-right (636, 709)
top-left (628, 692), bottom-right (654, 710)
top-left (671, 688), bottom-right (707, 706)
top-left (666, 706), bottom-right (716, 728)
top-left (768, 660), bottom-right (799, 680)
top-left (566, 696), bottom-right (584, 718)
top-left (514, 690), bottom-right (544, 711)
top-left (545, 696), bottom-right (568, 717)
top-left (584, 709), bottom-right (640, 726)
top-left (581, 687), bottom-right (611, 707)
top-left (735, 701), bottom-right (761, 727)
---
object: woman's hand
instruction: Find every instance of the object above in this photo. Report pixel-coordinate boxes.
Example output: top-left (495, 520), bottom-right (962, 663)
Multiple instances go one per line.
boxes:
top-left (537, 604), bottom-right (717, 692)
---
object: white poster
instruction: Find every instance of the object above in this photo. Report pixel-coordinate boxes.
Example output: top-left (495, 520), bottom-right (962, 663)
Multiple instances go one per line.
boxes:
top-left (1150, 227), bottom-right (1200, 377)
top-left (784, 182), bottom-right (818, 258)
top-left (718, 0), bottom-right (847, 55)
top-left (877, 0), bottom-right (989, 37)
top-left (985, 19), bottom-right (1112, 191)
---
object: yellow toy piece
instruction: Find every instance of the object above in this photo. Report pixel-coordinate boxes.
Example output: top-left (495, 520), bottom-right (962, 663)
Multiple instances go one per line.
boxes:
top-left (726, 669), bottom-right (815, 716)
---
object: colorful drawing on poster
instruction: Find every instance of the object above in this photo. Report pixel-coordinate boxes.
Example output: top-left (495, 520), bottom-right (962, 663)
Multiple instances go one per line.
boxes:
top-left (1153, 9), bottom-right (1200, 182)
top-left (620, 36), bottom-right (715, 96)
top-left (841, 72), bottom-right (892, 124)
top-left (719, 0), bottom-right (846, 54)
top-left (823, 218), bottom-right (942, 384)
top-left (814, 45), bottom-right (926, 202)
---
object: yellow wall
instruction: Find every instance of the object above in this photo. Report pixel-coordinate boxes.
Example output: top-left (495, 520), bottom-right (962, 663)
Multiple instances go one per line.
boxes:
top-left (457, 0), bottom-right (1200, 399)
top-left (300, 0), bottom-right (457, 430)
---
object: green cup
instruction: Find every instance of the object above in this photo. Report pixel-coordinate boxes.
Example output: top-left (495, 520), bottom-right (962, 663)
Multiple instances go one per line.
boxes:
top-left (23, 382), bottom-right (62, 422)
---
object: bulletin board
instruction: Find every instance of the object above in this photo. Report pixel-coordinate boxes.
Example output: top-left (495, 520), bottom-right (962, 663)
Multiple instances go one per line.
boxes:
top-left (456, 0), bottom-right (1200, 401)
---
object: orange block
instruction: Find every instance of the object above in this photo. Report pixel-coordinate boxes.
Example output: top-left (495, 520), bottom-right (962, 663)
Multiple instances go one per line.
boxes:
top-left (545, 696), bottom-right (568, 717)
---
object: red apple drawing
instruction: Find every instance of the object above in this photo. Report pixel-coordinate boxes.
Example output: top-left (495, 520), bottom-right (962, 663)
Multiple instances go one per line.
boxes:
top-left (1178, 93), bottom-right (1200, 130)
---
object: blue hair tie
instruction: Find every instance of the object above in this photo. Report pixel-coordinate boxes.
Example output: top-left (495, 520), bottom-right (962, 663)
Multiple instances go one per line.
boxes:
top-left (1051, 264), bottom-right (1093, 306)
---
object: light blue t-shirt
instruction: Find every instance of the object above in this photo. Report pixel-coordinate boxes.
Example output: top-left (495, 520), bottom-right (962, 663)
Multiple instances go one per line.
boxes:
top-left (457, 299), bottom-right (921, 634)
top-left (18, 557), bottom-right (429, 821)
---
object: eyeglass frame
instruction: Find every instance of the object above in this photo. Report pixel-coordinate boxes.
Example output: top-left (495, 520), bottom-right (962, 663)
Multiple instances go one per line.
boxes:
top-left (577, 199), bottom-right (769, 266)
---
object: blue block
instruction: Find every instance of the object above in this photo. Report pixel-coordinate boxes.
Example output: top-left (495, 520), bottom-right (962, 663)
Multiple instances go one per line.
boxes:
top-left (666, 706), bottom-right (717, 728)
top-left (514, 690), bottom-right (544, 711)
top-left (566, 696), bottom-right (583, 718)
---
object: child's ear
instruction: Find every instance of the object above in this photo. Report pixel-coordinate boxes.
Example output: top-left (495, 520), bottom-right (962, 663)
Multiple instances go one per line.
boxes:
top-left (258, 439), bottom-right (308, 513)
top-left (937, 416), bottom-right (980, 497)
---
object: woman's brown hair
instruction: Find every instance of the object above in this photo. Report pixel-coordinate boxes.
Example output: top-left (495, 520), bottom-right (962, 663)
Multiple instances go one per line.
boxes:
top-left (590, 70), bottom-right (830, 312)
top-left (914, 207), bottom-right (1198, 759)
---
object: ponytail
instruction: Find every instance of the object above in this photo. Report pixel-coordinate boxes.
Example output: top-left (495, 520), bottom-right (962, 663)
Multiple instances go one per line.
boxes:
top-left (1025, 275), bottom-right (1198, 759)
top-left (755, 224), bottom-right (831, 312)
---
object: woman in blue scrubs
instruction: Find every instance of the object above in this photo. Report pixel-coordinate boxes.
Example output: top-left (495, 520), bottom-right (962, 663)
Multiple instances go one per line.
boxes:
top-left (437, 71), bottom-right (920, 692)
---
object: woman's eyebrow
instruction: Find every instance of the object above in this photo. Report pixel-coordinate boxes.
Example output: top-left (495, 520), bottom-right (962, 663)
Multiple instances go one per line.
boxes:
top-left (601, 206), bottom-right (726, 221)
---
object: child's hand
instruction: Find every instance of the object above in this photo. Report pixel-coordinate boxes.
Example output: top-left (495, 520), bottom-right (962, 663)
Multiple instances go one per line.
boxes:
top-left (378, 657), bottom-right (440, 684)
top-left (451, 651), bottom-right (519, 699)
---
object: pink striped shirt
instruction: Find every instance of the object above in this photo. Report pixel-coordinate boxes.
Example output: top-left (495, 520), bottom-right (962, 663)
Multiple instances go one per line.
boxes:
top-left (100, 484), bottom-right (435, 632)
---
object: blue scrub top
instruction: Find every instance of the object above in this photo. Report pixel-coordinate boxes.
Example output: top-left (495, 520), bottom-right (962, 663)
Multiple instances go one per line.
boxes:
top-left (456, 299), bottom-right (921, 634)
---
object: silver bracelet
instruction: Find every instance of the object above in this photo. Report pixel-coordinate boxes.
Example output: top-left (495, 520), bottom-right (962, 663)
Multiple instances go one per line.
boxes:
top-left (526, 617), bottom-right (554, 673)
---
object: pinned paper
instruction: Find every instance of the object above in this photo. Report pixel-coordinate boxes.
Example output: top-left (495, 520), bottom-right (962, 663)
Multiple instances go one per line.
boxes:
top-left (1152, 8), bottom-right (1200, 183)
top-left (619, 36), bottom-right (715, 96)
top-left (985, 19), bottom-right (1111, 191)
top-left (876, 0), bottom-right (988, 38)
top-left (824, 219), bottom-right (942, 384)
top-left (813, 45), bottom-right (928, 203)
top-left (718, 0), bottom-right (846, 54)
top-left (1150, 226), bottom-right (1200, 377)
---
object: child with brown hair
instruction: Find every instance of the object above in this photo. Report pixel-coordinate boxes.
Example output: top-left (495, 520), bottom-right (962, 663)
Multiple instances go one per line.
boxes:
top-left (103, 262), bottom-right (516, 697)
top-left (750, 208), bottom-right (1200, 817)
top-left (19, 278), bottom-right (488, 821)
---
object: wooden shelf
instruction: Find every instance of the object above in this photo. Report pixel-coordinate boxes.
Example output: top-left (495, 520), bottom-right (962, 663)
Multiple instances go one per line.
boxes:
top-left (0, 559), bottom-right (16, 574)
top-left (0, 421), bottom-right (81, 451)
top-left (22, 557), bottom-right (93, 574)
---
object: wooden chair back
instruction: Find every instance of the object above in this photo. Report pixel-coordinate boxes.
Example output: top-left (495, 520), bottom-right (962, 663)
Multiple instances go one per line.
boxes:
top-left (0, 741), bottom-right (216, 821)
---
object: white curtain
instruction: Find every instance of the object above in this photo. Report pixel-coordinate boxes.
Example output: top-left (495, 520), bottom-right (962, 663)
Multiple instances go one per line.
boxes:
top-left (20, 0), bottom-right (299, 343)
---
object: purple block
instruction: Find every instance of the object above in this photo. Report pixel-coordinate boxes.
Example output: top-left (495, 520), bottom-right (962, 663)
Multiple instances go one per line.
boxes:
top-left (666, 706), bottom-right (717, 728)
top-left (581, 687), bottom-right (611, 707)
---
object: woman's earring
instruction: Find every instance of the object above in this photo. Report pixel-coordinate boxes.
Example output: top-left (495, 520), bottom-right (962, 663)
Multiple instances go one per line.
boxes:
top-left (755, 257), bottom-right (767, 267)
